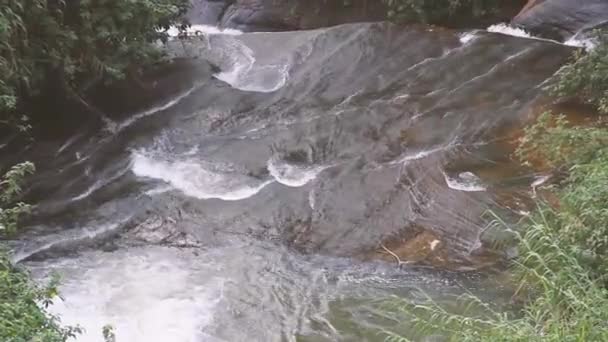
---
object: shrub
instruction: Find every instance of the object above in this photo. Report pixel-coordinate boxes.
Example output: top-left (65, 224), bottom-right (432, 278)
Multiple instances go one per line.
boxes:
top-left (0, 162), bottom-right (81, 341)
top-left (551, 32), bottom-right (608, 114)
top-left (381, 209), bottom-right (608, 342)
top-left (0, 253), bottom-right (81, 342)
top-left (0, 0), bottom-right (190, 127)
top-left (382, 28), bottom-right (608, 342)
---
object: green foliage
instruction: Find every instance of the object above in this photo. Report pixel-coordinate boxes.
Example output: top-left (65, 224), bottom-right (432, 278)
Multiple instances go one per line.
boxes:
top-left (517, 112), bottom-right (608, 270)
top-left (384, 29), bottom-right (608, 342)
top-left (0, 2), bottom-right (192, 339)
top-left (0, 162), bottom-right (35, 237)
top-left (551, 32), bottom-right (608, 114)
top-left (0, 253), bottom-right (81, 342)
top-left (383, 0), bottom-right (501, 23)
top-left (0, 0), bottom-right (189, 127)
top-left (0, 162), bottom-right (81, 341)
top-left (381, 210), bottom-right (608, 342)
top-left (516, 112), bottom-right (608, 168)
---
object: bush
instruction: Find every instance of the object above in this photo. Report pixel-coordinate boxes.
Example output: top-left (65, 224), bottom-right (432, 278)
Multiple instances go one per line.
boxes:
top-left (0, 0), bottom-right (190, 127)
top-left (551, 32), bottom-right (608, 114)
top-left (0, 253), bottom-right (81, 342)
top-left (382, 209), bottom-right (608, 342)
top-left (0, 162), bottom-right (34, 237)
top-left (0, 162), bottom-right (81, 341)
top-left (383, 28), bottom-right (608, 342)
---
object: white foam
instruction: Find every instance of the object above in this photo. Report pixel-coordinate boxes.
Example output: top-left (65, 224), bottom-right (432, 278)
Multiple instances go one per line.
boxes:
top-left (487, 23), bottom-right (597, 50)
top-left (132, 152), bottom-right (273, 201)
top-left (564, 35), bottom-right (597, 50)
top-left (267, 158), bottom-right (326, 187)
top-left (459, 32), bottom-right (478, 44)
top-left (213, 40), bottom-right (289, 93)
top-left (444, 171), bottom-right (486, 192)
top-left (166, 24), bottom-right (242, 37)
top-left (27, 246), bottom-right (224, 342)
top-left (183, 29), bottom-right (289, 93)
top-left (487, 23), bottom-right (533, 39)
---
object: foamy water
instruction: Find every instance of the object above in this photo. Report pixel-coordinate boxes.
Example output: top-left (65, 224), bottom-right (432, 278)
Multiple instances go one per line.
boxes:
top-left (565, 35), bottom-right (597, 50)
top-left (488, 23), bottom-right (596, 50)
top-left (27, 246), bottom-right (225, 342)
top-left (267, 158), bottom-right (327, 187)
top-left (487, 23), bottom-right (533, 39)
top-left (444, 171), bottom-right (486, 192)
top-left (459, 32), bottom-right (478, 44)
top-left (166, 24), bottom-right (243, 37)
top-left (212, 37), bottom-right (289, 93)
top-left (132, 152), bottom-right (273, 201)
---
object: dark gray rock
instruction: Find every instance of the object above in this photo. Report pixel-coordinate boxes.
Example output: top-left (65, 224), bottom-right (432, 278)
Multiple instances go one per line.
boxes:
top-left (187, 0), bottom-right (388, 32)
top-left (189, 0), bottom-right (528, 33)
top-left (187, 0), bottom-right (234, 26)
top-left (513, 0), bottom-right (608, 41)
top-left (219, 0), bottom-right (388, 32)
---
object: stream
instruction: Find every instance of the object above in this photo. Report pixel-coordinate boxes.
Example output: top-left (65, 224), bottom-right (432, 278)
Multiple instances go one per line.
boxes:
top-left (4, 22), bottom-right (576, 341)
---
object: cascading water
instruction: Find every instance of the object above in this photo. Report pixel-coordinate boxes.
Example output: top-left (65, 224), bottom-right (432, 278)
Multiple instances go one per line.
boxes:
top-left (5, 22), bottom-right (576, 341)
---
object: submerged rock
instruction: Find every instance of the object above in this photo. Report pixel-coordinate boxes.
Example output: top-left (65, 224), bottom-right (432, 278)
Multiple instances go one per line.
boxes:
top-left (513, 0), bottom-right (608, 41)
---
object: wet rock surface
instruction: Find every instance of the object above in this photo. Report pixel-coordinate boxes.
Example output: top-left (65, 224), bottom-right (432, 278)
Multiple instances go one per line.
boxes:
top-left (188, 0), bottom-right (527, 32)
top-left (7, 23), bottom-right (572, 268)
top-left (188, 0), bottom-right (388, 31)
top-left (513, 0), bottom-right (608, 40)
top-left (4, 20), bottom-right (580, 342)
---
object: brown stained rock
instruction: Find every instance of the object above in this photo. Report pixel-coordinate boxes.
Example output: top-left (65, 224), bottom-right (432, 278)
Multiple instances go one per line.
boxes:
top-left (373, 229), bottom-right (449, 267)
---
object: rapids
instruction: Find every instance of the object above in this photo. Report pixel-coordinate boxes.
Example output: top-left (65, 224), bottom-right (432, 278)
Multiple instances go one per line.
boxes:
top-left (4, 22), bottom-right (574, 341)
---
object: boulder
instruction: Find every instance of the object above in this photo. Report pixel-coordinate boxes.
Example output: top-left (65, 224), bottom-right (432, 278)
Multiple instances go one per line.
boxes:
top-left (513, 0), bottom-right (608, 41)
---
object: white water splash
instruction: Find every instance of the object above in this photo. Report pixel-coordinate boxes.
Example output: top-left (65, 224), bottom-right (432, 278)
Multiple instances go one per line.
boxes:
top-left (444, 171), bottom-right (486, 192)
top-left (132, 152), bottom-right (273, 201)
top-left (213, 42), bottom-right (289, 93)
top-left (459, 32), bottom-right (478, 44)
top-left (488, 23), bottom-right (596, 50)
top-left (487, 23), bottom-right (533, 39)
top-left (166, 24), bottom-right (242, 37)
top-left (267, 158), bottom-right (327, 187)
top-left (27, 246), bottom-right (224, 342)
top-left (564, 35), bottom-right (597, 50)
